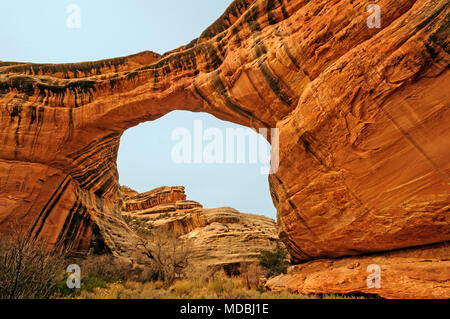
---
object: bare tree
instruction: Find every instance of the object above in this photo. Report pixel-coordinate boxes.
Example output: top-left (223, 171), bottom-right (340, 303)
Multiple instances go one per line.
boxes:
top-left (0, 226), bottom-right (67, 299)
top-left (137, 228), bottom-right (191, 286)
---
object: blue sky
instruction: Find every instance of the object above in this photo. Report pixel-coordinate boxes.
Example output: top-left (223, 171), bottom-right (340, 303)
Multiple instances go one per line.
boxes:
top-left (0, 1), bottom-right (277, 219)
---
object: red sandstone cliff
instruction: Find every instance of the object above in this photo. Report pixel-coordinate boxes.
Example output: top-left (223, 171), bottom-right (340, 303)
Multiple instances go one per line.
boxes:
top-left (121, 186), bottom-right (280, 272)
top-left (0, 0), bottom-right (448, 298)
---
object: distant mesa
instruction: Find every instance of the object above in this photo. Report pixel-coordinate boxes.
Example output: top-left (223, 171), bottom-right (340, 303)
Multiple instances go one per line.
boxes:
top-left (121, 186), bottom-right (200, 215)
top-left (121, 185), bottom-right (281, 273)
top-left (0, 0), bottom-right (449, 298)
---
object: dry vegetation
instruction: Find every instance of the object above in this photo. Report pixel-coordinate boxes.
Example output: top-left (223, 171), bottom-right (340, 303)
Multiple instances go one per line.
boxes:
top-left (0, 228), bottom-right (66, 299)
top-left (0, 225), bottom-right (360, 299)
top-left (136, 228), bottom-right (191, 287)
top-left (70, 267), bottom-right (354, 299)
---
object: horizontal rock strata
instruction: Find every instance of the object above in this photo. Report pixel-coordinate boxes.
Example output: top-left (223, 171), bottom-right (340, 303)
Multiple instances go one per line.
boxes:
top-left (0, 0), bottom-right (448, 297)
top-left (129, 212), bottom-right (280, 270)
top-left (122, 186), bottom-right (187, 213)
top-left (122, 186), bottom-right (280, 269)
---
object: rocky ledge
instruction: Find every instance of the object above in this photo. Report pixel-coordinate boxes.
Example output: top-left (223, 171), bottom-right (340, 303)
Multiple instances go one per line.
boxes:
top-left (0, 0), bottom-right (448, 298)
top-left (121, 186), bottom-right (281, 272)
top-left (266, 242), bottom-right (450, 299)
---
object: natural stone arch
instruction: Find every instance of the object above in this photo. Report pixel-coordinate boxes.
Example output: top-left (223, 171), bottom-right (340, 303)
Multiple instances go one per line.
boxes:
top-left (0, 0), bottom-right (449, 266)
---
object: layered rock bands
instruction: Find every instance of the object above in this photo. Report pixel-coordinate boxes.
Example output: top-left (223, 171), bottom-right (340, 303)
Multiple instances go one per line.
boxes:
top-left (0, 0), bottom-right (449, 297)
top-left (121, 186), bottom-right (280, 271)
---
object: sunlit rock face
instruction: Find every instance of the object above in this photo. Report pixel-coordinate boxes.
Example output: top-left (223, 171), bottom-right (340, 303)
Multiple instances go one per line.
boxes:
top-left (121, 186), bottom-right (188, 213)
top-left (265, 242), bottom-right (450, 299)
top-left (122, 186), bottom-right (281, 270)
top-left (0, 0), bottom-right (449, 297)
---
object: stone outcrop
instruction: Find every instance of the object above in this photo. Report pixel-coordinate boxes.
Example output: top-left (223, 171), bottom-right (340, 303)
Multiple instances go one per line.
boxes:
top-left (174, 207), bottom-right (280, 272)
top-left (266, 242), bottom-right (450, 299)
top-left (121, 186), bottom-right (187, 213)
top-left (122, 186), bottom-right (280, 270)
top-left (0, 0), bottom-right (448, 297)
top-left (121, 185), bottom-right (201, 216)
top-left (121, 185), bottom-right (203, 216)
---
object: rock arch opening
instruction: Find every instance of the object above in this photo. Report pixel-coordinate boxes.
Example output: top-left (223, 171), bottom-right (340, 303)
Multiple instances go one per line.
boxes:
top-left (116, 110), bottom-right (281, 270)
top-left (117, 110), bottom-right (276, 220)
top-left (0, 0), bottom-right (448, 298)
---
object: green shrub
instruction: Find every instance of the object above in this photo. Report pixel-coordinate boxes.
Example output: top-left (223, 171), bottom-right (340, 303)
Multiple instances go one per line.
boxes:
top-left (56, 273), bottom-right (110, 297)
top-left (55, 255), bottom-right (141, 297)
top-left (258, 244), bottom-right (289, 278)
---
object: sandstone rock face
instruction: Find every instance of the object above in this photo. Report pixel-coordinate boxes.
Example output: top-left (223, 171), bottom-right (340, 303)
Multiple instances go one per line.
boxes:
top-left (121, 186), bottom-right (187, 213)
top-left (180, 208), bottom-right (280, 271)
top-left (0, 0), bottom-right (448, 297)
top-left (122, 186), bottom-right (200, 217)
top-left (121, 185), bottom-right (203, 217)
top-left (122, 186), bottom-right (280, 270)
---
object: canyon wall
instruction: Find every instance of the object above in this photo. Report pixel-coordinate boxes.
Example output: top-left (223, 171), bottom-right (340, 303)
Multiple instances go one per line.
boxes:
top-left (0, 0), bottom-right (448, 297)
top-left (122, 186), bottom-right (280, 271)
top-left (122, 186), bottom-right (187, 213)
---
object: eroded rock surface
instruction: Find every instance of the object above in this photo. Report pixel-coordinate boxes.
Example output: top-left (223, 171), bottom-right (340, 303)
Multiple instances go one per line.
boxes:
top-left (0, 0), bottom-right (449, 297)
top-left (122, 186), bottom-right (280, 270)
top-left (266, 242), bottom-right (450, 299)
